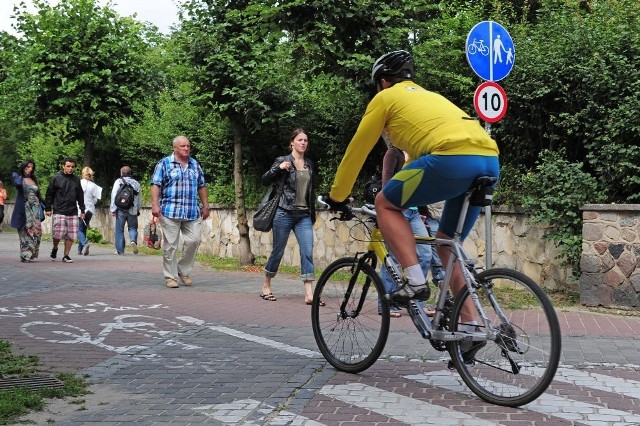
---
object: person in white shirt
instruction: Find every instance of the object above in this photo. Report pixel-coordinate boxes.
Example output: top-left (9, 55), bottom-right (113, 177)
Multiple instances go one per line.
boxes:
top-left (77, 167), bottom-right (102, 256)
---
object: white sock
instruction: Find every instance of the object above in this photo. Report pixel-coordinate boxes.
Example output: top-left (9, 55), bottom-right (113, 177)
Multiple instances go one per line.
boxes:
top-left (460, 321), bottom-right (478, 333)
top-left (403, 264), bottom-right (426, 287)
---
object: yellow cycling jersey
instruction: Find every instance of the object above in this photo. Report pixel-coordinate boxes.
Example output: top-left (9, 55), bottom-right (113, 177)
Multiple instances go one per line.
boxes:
top-left (330, 81), bottom-right (499, 202)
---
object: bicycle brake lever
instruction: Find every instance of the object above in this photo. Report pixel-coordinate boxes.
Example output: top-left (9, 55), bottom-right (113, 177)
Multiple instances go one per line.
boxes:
top-left (340, 210), bottom-right (354, 221)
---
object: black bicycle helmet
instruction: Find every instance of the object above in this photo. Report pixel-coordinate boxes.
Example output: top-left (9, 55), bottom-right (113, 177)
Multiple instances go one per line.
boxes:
top-left (371, 50), bottom-right (415, 85)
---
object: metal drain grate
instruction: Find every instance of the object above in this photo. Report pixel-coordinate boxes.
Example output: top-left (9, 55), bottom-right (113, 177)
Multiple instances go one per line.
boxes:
top-left (0, 375), bottom-right (64, 391)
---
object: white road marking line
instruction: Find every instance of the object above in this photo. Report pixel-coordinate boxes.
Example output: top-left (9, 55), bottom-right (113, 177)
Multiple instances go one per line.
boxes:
top-left (192, 399), bottom-right (325, 425)
top-left (407, 371), bottom-right (640, 425)
top-left (178, 315), bottom-right (640, 425)
top-left (320, 383), bottom-right (499, 425)
top-left (177, 316), bottom-right (321, 358)
top-left (534, 366), bottom-right (640, 398)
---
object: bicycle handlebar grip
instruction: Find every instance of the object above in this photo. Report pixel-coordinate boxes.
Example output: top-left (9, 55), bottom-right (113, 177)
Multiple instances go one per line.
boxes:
top-left (317, 195), bottom-right (330, 209)
top-left (361, 205), bottom-right (377, 217)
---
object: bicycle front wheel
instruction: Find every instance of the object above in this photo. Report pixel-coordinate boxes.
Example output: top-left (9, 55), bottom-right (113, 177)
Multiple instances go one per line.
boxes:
top-left (311, 256), bottom-right (390, 373)
top-left (449, 268), bottom-right (561, 407)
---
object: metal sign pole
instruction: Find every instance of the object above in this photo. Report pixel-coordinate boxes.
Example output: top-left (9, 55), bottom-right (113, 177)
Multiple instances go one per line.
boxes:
top-left (466, 20), bottom-right (514, 270)
top-left (484, 122), bottom-right (493, 269)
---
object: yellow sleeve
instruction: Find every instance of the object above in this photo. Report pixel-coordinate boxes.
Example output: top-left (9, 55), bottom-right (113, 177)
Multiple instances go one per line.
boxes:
top-left (329, 96), bottom-right (386, 201)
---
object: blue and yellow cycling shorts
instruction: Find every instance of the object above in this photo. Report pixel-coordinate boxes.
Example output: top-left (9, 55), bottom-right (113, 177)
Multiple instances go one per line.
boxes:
top-left (382, 154), bottom-right (500, 240)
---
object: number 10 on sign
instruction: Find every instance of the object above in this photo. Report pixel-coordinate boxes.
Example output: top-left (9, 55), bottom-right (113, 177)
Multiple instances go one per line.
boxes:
top-left (474, 81), bottom-right (508, 123)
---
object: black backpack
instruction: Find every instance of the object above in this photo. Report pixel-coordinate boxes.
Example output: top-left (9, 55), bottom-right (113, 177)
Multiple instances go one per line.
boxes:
top-left (364, 175), bottom-right (382, 204)
top-left (114, 180), bottom-right (137, 210)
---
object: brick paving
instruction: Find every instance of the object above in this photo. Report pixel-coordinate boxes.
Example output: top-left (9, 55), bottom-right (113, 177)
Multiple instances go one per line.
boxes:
top-left (1, 232), bottom-right (640, 424)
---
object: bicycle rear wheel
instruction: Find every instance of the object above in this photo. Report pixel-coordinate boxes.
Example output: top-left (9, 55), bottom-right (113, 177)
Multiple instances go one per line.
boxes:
top-left (448, 268), bottom-right (561, 407)
top-left (311, 256), bottom-right (390, 373)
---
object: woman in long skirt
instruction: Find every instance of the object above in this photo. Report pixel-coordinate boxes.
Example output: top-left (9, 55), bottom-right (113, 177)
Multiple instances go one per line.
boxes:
top-left (11, 160), bottom-right (43, 262)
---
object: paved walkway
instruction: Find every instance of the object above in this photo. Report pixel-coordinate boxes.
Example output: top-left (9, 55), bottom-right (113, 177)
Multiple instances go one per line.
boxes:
top-left (1, 232), bottom-right (640, 424)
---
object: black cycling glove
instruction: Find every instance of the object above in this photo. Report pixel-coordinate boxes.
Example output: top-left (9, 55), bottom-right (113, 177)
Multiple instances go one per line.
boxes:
top-left (324, 195), bottom-right (350, 212)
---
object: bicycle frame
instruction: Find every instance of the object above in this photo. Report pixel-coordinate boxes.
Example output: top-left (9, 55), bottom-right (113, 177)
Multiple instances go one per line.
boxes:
top-left (314, 177), bottom-right (560, 406)
top-left (348, 189), bottom-right (504, 344)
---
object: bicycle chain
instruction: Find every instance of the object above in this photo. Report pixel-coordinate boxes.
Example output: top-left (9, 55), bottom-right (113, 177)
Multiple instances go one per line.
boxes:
top-left (429, 291), bottom-right (454, 352)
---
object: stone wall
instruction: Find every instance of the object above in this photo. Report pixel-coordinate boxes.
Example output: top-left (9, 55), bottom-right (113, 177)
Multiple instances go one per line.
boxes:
top-left (7, 202), bottom-right (639, 305)
top-left (3, 203), bottom-right (574, 291)
top-left (580, 204), bottom-right (640, 308)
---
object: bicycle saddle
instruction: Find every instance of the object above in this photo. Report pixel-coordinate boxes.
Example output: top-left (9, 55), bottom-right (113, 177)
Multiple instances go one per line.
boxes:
top-left (469, 176), bottom-right (497, 206)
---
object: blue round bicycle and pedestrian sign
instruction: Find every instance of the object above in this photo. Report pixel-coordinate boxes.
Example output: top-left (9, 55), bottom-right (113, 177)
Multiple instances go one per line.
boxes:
top-left (466, 21), bottom-right (515, 82)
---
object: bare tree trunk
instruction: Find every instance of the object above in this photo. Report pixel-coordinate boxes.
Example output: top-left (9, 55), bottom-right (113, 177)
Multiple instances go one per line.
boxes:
top-left (231, 119), bottom-right (255, 265)
top-left (83, 136), bottom-right (94, 167)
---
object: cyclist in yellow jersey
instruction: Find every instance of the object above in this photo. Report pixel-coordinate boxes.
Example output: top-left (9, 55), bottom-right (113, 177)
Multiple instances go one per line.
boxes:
top-left (326, 50), bottom-right (499, 329)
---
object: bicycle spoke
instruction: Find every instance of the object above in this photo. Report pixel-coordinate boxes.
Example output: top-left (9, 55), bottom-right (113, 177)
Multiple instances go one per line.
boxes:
top-left (448, 268), bottom-right (561, 407)
top-left (312, 257), bottom-right (390, 373)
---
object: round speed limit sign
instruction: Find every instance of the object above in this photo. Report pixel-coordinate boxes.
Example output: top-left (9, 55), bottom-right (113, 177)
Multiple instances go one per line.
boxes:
top-left (474, 81), bottom-right (508, 123)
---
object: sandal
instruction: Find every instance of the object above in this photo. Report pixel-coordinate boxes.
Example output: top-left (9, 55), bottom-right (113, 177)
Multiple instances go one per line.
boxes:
top-left (306, 300), bottom-right (326, 306)
top-left (378, 307), bottom-right (403, 318)
top-left (260, 293), bottom-right (277, 301)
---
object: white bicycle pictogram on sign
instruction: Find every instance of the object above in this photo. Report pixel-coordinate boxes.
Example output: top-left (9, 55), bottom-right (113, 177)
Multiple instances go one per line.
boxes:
top-left (466, 38), bottom-right (490, 56)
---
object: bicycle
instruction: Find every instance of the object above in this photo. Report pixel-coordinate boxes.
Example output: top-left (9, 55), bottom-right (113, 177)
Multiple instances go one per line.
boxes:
top-left (312, 176), bottom-right (561, 407)
top-left (467, 38), bottom-right (490, 56)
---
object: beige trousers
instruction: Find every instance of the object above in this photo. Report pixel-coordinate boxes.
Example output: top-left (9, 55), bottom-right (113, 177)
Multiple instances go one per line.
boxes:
top-left (159, 216), bottom-right (202, 280)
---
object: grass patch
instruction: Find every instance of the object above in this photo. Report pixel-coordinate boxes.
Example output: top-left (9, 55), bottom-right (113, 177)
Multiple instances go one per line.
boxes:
top-left (546, 288), bottom-right (580, 308)
top-left (0, 341), bottom-right (89, 425)
top-left (195, 254), bottom-right (304, 276)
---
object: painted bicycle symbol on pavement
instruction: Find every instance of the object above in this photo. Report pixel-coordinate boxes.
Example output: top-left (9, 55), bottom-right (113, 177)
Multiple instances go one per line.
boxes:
top-left (20, 314), bottom-right (200, 354)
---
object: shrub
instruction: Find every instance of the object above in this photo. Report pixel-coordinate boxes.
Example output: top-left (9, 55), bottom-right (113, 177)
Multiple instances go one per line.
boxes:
top-left (521, 149), bottom-right (605, 277)
top-left (86, 228), bottom-right (105, 244)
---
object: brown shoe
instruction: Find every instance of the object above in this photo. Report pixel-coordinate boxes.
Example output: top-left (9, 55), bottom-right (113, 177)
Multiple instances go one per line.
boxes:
top-left (178, 274), bottom-right (193, 286)
top-left (165, 278), bottom-right (179, 288)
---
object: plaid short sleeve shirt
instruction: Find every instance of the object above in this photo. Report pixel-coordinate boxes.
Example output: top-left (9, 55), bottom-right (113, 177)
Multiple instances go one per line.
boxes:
top-left (151, 153), bottom-right (206, 220)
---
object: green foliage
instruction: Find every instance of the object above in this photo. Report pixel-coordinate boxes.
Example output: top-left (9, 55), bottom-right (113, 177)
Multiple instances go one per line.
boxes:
top-left (0, 341), bottom-right (38, 377)
top-left (521, 149), bottom-right (604, 274)
top-left (178, 0), bottom-right (287, 128)
top-left (17, 119), bottom-right (84, 191)
top-left (0, 387), bottom-right (44, 423)
top-left (190, 113), bottom-right (234, 206)
top-left (9, 0), bottom-right (159, 167)
top-left (493, 163), bottom-right (527, 207)
top-left (587, 142), bottom-right (640, 203)
top-left (496, 0), bottom-right (640, 203)
top-left (0, 340), bottom-right (88, 424)
top-left (85, 227), bottom-right (104, 243)
top-left (123, 82), bottom-right (202, 176)
top-left (0, 33), bottom-right (27, 181)
top-left (277, 73), bottom-right (369, 197)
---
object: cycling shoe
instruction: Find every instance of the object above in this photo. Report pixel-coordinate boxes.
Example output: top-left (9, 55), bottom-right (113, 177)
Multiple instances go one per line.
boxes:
top-left (389, 282), bottom-right (430, 304)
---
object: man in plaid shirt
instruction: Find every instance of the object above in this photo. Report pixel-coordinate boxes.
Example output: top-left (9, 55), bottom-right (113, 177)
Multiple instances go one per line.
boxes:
top-left (151, 135), bottom-right (209, 288)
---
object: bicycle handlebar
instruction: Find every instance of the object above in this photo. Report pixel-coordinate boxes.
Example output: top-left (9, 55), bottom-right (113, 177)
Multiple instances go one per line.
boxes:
top-left (316, 196), bottom-right (377, 221)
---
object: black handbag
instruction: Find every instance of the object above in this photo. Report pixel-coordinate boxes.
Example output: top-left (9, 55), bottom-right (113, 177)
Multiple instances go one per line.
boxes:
top-left (253, 175), bottom-right (286, 232)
